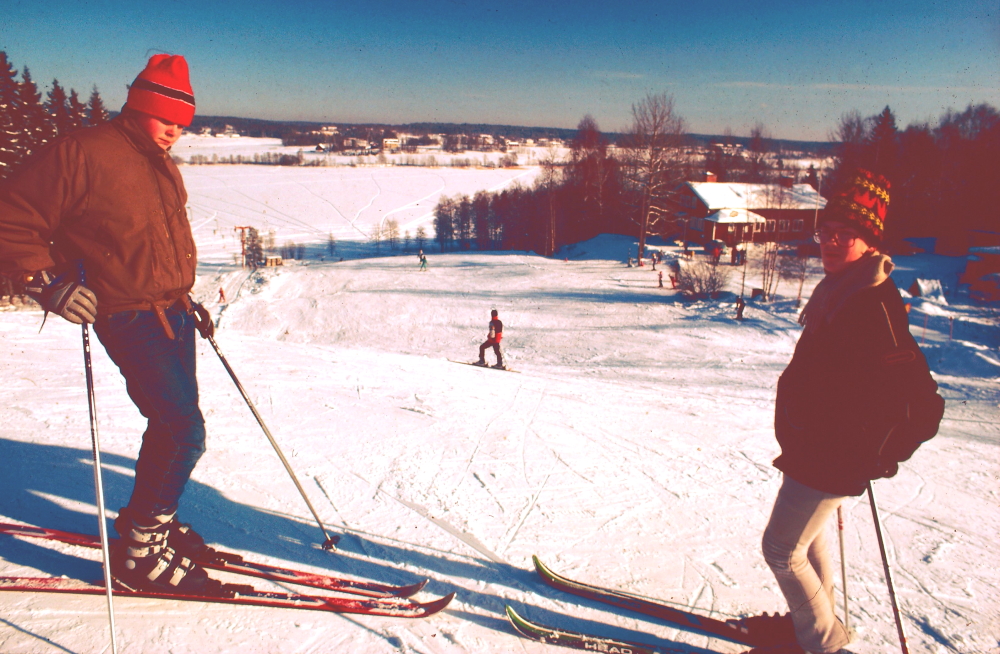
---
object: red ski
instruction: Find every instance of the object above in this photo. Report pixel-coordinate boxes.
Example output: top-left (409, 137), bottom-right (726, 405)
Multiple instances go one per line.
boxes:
top-left (0, 576), bottom-right (454, 617)
top-left (0, 522), bottom-right (426, 598)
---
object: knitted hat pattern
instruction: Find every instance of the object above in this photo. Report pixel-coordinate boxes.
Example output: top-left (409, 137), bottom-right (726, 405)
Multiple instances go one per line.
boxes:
top-left (822, 168), bottom-right (890, 245)
top-left (126, 54), bottom-right (195, 126)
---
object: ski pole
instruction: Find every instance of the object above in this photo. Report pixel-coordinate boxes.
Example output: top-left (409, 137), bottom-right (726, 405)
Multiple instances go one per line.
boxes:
top-left (204, 331), bottom-right (339, 550)
top-left (79, 263), bottom-right (119, 654)
top-left (867, 482), bottom-right (909, 654)
top-left (837, 505), bottom-right (849, 633)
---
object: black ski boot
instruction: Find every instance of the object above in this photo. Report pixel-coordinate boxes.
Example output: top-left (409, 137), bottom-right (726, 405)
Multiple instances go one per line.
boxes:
top-left (474, 358), bottom-right (487, 366)
top-left (727, 612), bottom-right (796, 647)
top-left (112, 510), bottom-right (221, 595)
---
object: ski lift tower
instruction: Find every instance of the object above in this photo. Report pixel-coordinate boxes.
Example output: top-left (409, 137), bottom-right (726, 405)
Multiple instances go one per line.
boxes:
top-left (234, 226), bottom-right (252, 268)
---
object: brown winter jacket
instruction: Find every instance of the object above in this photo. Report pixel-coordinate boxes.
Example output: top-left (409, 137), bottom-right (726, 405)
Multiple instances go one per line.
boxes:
top-left (0, 114), bottom-right (196, 326)
top-left (773, 278), bottom-right (944, 496)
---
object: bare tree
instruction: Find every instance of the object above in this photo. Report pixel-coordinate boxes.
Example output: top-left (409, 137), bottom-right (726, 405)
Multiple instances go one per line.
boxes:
top-left (569, 115), bottom-right (612, 226)
top-left (757, 242), bottom-right (781, 301)
top-left (830, 110), bottom-right (871, 188)
top-left (619, 92), bottom-right (690, 260)
top-left (779, 245), bottom-right (818, 306)
top-left (744, 121), bottom-right (774, 183)
top-left (386, 218), bottom-right (400, 250)
top-left (538, 146), bottom-right (562, 256)
top-left (432, 198), bottom-right (454, 252)
top-left (676, 260), bottom-right (732, 299)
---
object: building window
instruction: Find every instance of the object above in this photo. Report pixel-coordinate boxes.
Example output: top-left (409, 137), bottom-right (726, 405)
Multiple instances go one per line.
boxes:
top-left (779, 220), bottom-right (789, 232)
top-left (766, 220), bottom-right (776, 232)
top-left (794, 219), bottom-right (804, 231)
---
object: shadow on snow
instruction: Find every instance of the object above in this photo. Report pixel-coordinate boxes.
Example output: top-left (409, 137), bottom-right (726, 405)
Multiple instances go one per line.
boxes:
top-left (0, 437), bottom-right (720, 652)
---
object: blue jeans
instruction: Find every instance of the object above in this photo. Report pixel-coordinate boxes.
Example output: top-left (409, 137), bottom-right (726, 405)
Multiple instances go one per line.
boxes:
top-left (95, 305), bottom-right (206, 519)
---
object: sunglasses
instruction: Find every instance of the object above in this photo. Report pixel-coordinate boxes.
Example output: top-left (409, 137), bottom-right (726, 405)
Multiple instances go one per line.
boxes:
top-left (813, 228), bottom-right (860, 246)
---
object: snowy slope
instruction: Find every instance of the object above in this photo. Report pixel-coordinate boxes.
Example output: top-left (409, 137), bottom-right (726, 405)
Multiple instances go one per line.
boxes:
top-left (1, 166), bottom-right (997, 654)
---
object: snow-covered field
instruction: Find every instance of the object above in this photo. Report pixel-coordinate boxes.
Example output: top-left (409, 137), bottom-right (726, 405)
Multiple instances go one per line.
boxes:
top-left (184, 163), bottom-right (542, 264)
top-left (1, 160), bottom-right (998, 654)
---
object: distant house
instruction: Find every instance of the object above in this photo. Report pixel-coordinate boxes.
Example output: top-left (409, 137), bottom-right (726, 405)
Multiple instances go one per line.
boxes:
top-left (961, 245), bottom-right (1000, 302)
top-left (382, 137), bottom-right (400, 152)
top-left (676, 173), bottom-right (826, 245)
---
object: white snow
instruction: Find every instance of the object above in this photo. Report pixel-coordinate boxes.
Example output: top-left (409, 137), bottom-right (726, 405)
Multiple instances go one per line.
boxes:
top-left (688, 182), bottom-right (827, 211)
top-left (1, 158), bottom-right (998, 654)
top-left (705, 209), bottom-right (768, 224)
top-left (183, 163), bottom-right (542, 265)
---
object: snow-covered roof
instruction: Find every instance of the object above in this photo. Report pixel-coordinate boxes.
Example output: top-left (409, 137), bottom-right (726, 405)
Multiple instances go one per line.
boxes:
top-left (688, 182), bottom-right (827, 211)
top-left (704, 208), bottom-right (767, 224)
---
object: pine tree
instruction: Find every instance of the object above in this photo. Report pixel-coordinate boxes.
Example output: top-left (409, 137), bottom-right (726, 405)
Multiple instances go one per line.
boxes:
top-left (18, 68), bottom-right (50, 158)
top-left (67, 89), bottom-right (87, 131)
top-left (868, 106), bottom-right (898, 177)
top-left (87, 85), bottom-right (109, 125)
top-left (0, 50), bottom-right (23, 178)
top-left (45, 79), bottom-right (72, 139)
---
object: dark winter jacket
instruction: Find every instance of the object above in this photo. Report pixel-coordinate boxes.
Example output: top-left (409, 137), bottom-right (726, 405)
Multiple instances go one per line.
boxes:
top-left (0, 114), bottom-right (196, 317)
top-left (773, 278), bottom-right (944, 496)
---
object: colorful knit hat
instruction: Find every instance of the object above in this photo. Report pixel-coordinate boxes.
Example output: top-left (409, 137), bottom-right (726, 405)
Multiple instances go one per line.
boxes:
top-left (125, 54), bottom-right (195, 126)
top-left (821, 168), bottom-right (890, 245)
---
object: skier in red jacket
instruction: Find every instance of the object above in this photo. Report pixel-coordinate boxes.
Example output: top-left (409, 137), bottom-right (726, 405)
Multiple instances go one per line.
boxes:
top-left (475, 309), bottom-right (505, 369)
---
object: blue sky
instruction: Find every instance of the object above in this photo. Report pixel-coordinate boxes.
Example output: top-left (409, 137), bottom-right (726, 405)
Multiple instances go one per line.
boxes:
top-left (3, 0), bottom-right (998, 140)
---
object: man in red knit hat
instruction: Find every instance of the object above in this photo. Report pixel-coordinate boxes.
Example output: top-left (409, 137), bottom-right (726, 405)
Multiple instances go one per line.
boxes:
top-left (0, 55), bottom-right (224, 595)
top-left (728, 169), bottom-right (944, 653)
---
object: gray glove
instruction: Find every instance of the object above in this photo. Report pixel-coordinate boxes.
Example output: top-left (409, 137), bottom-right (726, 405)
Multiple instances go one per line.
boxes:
top-left (25, 270), bottom-right (98, 324)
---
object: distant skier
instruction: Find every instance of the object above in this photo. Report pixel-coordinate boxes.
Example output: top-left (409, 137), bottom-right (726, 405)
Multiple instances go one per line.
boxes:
top-left (658, 270), bottom-right (664, 288)
top-left (419, 252), bottom-right (427, 271)
top-left (218, 287), bottom-right (226, 304)
top-left (0, 55), bottom-right (223, 596)
top-left (730, 169), bottom-right (944, 653)
top-left (475, 309), bottom-right (505, 369)
top-left (734, 295), bottom-right (745, 320)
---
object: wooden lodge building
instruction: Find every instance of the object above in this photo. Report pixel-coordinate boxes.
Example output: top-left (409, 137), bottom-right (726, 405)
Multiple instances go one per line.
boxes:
top-left (675, 172), bottom-right (827, 246)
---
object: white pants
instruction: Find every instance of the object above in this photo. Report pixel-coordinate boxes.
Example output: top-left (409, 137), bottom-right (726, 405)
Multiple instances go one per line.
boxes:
top-left (762, 475), bottom-right (852, 653)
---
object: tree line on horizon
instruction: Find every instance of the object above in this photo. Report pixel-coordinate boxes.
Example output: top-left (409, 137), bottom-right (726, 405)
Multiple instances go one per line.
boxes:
top-left (432, 93), bottom-right (999, 258)
top-left (0, 51), bottom-right (111, 180)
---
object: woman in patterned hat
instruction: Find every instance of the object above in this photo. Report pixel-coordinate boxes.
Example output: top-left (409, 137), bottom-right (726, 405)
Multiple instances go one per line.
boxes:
top-left (731, 169), bottom-right (945, 653)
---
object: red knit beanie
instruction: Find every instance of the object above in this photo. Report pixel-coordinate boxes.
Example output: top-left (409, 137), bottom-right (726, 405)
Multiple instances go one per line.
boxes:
top-left (126, 54), bottom-right (195, 126)
top-left (822, 168), bottom-right (890, 245)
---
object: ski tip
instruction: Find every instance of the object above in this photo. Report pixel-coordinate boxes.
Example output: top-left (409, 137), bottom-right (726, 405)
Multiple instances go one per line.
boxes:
top-left (505, 604), bottom-right (527, 626)
top-left (532, 555), bottom-right (555, 580)
top-left (419, 590), bottom-right (456, 615)
top-left (391, 578), bottom-right (429, 598)
top-left (505, 605), bottom-right (540, 639)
